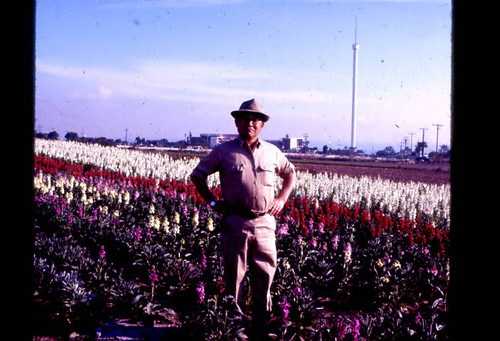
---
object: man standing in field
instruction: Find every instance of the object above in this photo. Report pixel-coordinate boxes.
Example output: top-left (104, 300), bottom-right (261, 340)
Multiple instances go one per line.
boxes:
top-left (190, 99), bottom-right (296, 338)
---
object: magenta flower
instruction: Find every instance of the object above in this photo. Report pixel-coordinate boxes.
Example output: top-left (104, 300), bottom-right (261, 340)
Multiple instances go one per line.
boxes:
top-left (149, 266), bottom-right (159, 283)
top-left (132, 227), bottom-right (142, 241)
top-left (99, 246), bottom-right (106, 259)
top-left (278, 223), bottom-right (289, 236)
top-left (310, 237), bottom-right (317, 248)
top-left (278, 297), bottom-right (291, 323)
top-left (332, 235), bottom-right (339, 250)
top-left (196, 282), bottom-right (205, 303)
top-left (352, 318), bottom-right (361, 341)
top-left (201, 250), bottom-right (207, 270)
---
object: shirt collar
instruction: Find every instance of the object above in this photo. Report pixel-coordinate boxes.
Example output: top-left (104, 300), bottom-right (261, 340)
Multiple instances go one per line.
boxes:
top-left (236, 136), bottom-right (261, 149)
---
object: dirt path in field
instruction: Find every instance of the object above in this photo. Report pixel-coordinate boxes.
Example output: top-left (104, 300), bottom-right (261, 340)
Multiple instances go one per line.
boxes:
top-left (292, 160), bottom-right (450, 185)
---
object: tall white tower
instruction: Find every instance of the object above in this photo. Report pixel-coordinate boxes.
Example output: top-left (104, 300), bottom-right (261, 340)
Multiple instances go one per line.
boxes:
top-left (350, 17), bottom-right (359, 151)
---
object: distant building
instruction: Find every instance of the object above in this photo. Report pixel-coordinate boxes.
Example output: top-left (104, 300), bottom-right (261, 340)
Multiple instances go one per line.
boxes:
top-left (188, 133), bottom-right (239, 148)
top-left (208, 134), bottom-right (239, 148)
top-left (282, 135), bottom-right (304, 152)
top-left (188, 132), bottom-right (305, 151)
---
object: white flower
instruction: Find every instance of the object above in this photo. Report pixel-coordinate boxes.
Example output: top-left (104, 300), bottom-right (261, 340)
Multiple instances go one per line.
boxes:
top-left (344, 242), bottom-right (352, 263)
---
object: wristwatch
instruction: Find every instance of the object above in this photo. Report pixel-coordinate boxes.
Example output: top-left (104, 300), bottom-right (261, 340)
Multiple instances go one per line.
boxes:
top-left (210, 200), bottom-right (217, 208)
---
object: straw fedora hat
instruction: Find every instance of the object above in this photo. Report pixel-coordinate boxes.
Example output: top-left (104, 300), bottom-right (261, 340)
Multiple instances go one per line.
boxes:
top-left (230, 99), bottom-right (270, 122)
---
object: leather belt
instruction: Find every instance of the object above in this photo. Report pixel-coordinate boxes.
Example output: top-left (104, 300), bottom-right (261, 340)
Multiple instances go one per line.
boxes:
top-left (226, 209), bottom-right (268, 220)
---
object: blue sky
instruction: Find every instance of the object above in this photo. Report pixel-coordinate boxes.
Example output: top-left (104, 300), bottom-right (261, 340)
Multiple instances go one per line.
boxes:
top-left (35, 0), bottom-right (452, 152)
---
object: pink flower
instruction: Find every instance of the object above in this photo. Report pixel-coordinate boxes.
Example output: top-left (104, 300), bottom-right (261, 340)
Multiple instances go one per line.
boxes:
top-left (310, 237), bottom-right (317, 248)
top-left (196, 282), bottom-right (205, 303)
top-left (201, 250), bottom-right (207, 270)
top-left (99, 246), bottom-right (106, 259)
top-left (278, 224), bottom-right (289, 236)
top-left (332, 235), bottom-right (339, 250)
top-left (352, 318), bottom-right (361, 341)
top-left (149, 266), bottom-right (159, 282)
top-left (278, 297), bottom-right (291, 323)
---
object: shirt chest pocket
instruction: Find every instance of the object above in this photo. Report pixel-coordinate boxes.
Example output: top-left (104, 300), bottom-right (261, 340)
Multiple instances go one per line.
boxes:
top-left (256, 163), bottom-right (276, 186)
top-left (228, 163), bottom-right (245, 182)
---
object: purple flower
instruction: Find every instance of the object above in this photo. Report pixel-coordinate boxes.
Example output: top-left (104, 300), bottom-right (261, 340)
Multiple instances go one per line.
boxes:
top-left (201, 250), bottom-right (207, 270)
top-left (415, 312), bottom-right (422, 324)
top-left (310, 237), bottom-right (317, 248)
top-left (132, 227), bottom-right (142, 241)
top-left (278, 224), bottom-right (289, 236)
top-left (318, 222), bottom-right (324, 234)
top-left (352, 318), bottom-right (361, 341)
top-left (278, 297), bottom-right (291, 323)
top-left (336, 320), bottom-right (348, 340)
top-left (332, 235), bottom-right (339, 250)
top-left (196, 282), bottom-right (205, 303)
top-left (149, 266), bottom-right (159, 283)
top-left (99, 246), bottom-right (106, 259)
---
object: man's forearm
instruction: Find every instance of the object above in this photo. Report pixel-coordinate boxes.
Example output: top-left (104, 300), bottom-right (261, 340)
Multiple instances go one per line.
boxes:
top-left (277, 171), bottom-right (296, 202)
top-left (190, 175), bottom-right (216, 204)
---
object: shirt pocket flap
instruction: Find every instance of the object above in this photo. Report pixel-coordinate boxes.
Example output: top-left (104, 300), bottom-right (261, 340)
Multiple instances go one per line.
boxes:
top-left (229, 163), bottom-right (245, 173)
top-left (257, 163), bottom-right (276, 173)
top-left (257, 163), bottom-right (276, 186)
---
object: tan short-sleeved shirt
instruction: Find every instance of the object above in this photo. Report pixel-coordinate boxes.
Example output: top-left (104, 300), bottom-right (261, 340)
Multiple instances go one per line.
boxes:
top-left (190, 137), bottom-right (295, 213)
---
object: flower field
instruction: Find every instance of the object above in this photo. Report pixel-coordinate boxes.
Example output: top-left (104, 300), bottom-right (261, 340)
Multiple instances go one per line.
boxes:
top-left (33, 139), bottom-right (450, 340)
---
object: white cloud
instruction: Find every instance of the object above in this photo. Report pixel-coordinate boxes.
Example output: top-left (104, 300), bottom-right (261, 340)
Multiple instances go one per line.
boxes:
top-left (98, 85), bottom-right (113, 99)
top-left (36, 58), bottom-right (346, 106)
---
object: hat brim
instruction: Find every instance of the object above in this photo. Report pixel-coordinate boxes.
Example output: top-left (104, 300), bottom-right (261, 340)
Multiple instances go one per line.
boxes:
top-left (231, 110), bottom-right (270, 122)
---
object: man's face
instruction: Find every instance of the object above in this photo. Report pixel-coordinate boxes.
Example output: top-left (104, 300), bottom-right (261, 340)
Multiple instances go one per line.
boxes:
top-left (235, 113), bottom-right (265, 141)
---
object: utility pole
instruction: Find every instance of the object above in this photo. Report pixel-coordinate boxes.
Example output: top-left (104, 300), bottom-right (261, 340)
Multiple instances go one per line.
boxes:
top-left (433, 124), bottom-right (443, 154)
top-left (409, 132), bottom-right (416, 154)
top-left (125, 128), bottom-right (128, 144)
top-left (419, 128), bottom-right (428, 157)
top-left (403, 136), bottom-right (408, 157)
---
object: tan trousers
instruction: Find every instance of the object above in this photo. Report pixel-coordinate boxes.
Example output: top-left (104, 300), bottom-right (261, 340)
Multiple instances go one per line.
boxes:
top-left (221, 214), bottom-right (277, 315)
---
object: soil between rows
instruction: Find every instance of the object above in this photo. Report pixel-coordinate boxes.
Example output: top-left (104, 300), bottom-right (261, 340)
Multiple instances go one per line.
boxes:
top-left (290, 159), bottom-right (450, 185)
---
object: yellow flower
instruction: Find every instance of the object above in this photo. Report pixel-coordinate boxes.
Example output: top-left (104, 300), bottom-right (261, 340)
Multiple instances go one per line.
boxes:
top-left (149, 204), bottom-right (155, 214)
top-left (123, 191), bottom-right (130, 205)
top-left (192, 213), bottom-right (199, 228)
top-left (392, 260), bottom-right (401, 269)
top-left (206, 218), bottom-right (214, 232)
top-left (174, 212), bottom-right (180, 224)
top-left (162, 217), bottom-right (170, 232)
top-left (376, 259), bottom-right (384, 268)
